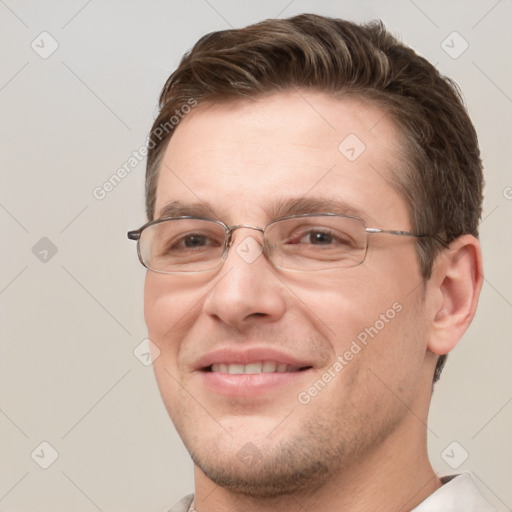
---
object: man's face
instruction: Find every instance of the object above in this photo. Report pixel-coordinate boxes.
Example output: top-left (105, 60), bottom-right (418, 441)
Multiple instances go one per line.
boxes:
top-left (145, 91), bottom-right (435, 496)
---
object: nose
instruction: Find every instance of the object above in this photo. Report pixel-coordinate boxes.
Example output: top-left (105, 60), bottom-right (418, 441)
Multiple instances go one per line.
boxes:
top-left (202, 227), bottom-right (287, 330)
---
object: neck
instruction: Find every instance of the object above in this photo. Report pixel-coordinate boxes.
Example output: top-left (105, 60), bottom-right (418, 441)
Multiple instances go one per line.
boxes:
top-left (192, 414), bottom-right (441, 512)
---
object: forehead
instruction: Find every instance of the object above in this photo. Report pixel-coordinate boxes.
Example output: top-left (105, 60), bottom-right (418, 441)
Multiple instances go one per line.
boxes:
top-left (155, 90), bottom-right (409, 226)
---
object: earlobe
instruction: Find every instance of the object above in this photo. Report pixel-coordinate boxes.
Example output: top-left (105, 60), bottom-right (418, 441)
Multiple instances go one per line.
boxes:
top-left (427, 235), bottom-right (483, 356)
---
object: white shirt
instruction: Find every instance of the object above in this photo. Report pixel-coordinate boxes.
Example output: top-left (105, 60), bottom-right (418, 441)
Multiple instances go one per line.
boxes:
top-left (411, 473), bottom-right (496, 511)
top-left (167, 473), bottom-right (496, 512)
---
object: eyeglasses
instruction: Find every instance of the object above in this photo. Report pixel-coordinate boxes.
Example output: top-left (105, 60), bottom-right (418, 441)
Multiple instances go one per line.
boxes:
top-left (127, 213), bottom-right (445, 274)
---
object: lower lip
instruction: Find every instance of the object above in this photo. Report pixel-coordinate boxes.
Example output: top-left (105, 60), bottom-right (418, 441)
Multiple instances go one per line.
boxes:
top-left (200, 370), bottom-right (310, 397)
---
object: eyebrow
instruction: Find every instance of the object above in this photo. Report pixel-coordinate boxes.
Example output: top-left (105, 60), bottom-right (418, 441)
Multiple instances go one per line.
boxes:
top-left (156, 197), bottom-right (367, 222)
top-left (269, 197), bottom-right (366, 221)
top-left (157, 200), bottom-right (217, 219)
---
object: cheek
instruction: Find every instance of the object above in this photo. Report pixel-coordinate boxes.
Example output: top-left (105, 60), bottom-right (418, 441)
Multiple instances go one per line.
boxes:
top-left (143, 273), bottom-right (201, 362)
top-left (144, 273), bottom-right (201, 331)
top-left (298, 268), bottom-right (426, 368)
top-left (143, 274), bottom-right (171, 338)
top-left (290, 271), bottom-right (404, 342)
top-left (350, 292), bottom-right (428, 396)
top-left (144, 274), bottom-right (200, 409)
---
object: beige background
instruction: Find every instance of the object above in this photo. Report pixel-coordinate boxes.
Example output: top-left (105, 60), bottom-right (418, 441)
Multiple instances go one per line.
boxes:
top-left (1, 1), bottom-right (511, 511)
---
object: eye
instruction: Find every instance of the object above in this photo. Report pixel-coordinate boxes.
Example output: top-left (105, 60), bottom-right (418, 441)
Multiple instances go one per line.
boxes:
top-left (294, 228), bottom-right (352, 247)
top-left (169, 232), bottom-right (222, 251)
top-left (304, 230), bottom-right (336, 245)
top-left (181, 234), bottom-right (212, 248)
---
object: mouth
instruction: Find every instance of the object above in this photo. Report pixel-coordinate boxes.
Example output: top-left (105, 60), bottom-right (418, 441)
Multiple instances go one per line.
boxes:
top-left (206, 361), bottom-right (311, 374)
top-left (195, 348), bottom-right (314, 397)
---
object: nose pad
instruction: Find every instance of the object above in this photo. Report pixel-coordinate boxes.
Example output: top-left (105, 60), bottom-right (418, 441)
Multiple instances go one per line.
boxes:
top-left (224, 225), bottom-right (266, 266)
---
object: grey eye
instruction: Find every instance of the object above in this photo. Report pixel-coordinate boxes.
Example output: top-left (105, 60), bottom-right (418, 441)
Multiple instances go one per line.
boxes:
top-left (307, 231), bottom-right (334, 245)
top-left (183, 234), bottom-right (210, 247)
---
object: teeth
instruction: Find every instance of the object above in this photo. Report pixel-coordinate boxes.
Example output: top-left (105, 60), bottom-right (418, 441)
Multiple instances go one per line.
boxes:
top-left (210, 362), bottom-right (300, 374)
top-left (228, 363), bottom-right (244, 375)
top-left (262, 361), bottom-right (277, 373)
top-left (244, 362), bottom-right (263, 374)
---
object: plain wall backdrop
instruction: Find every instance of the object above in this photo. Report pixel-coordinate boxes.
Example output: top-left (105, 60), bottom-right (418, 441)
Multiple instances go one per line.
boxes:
top-left (1, 1), bottom-right (511, 511)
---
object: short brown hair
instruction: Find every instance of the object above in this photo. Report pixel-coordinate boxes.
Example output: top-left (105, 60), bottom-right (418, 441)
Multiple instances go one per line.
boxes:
top-left (145, 14), bottom-right (483, 382)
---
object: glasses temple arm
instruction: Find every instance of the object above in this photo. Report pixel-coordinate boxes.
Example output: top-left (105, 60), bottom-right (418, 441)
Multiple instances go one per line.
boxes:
top-left (127, 230), bottom-right (141, 240)
top-left (366, 228), bottom-right (450, 248)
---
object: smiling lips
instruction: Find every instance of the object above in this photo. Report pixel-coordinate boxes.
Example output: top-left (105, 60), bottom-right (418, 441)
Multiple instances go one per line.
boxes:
top-left (197, 347), bottom-right (312, 374)
top-left (197, 348), bottom-right (313, 396)
top-left (210, 361), bottom-right (302, 374)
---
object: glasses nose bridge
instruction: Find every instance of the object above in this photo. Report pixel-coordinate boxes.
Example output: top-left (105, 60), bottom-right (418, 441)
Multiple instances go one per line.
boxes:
top-left (225, 223), bottom-right (265, 248)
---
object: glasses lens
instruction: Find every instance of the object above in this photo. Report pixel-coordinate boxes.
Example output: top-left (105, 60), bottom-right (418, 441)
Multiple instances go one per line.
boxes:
top-left (139, 219), bottom-right (226, 273)
top-left (265, 215), bottom-right (367, 271)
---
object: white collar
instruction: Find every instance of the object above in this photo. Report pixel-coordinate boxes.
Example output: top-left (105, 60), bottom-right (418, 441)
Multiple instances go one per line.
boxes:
top-left (177, 473), bottom-right (496, 512)
top-left (412, 473), bottom-right (496, 511)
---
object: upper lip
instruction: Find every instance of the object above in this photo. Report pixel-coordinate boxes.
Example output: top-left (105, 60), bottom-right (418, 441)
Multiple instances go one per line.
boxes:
top-left (195, 347), bottom-right (314, 371)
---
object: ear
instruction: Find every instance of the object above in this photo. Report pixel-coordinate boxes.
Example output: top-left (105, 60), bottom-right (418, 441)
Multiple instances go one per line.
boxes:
top-left (427, 235), bottom-right (483, 356)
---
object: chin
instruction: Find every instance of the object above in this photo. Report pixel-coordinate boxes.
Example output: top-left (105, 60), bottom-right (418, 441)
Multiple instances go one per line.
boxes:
top-left (183, 412), bottom-right (350, 498)
top-left (190, 442), bottom-right (333, 498)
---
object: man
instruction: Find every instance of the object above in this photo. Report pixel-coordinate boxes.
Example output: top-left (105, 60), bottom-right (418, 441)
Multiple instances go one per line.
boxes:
top-left (128, 14), bottom-right (493, 511)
